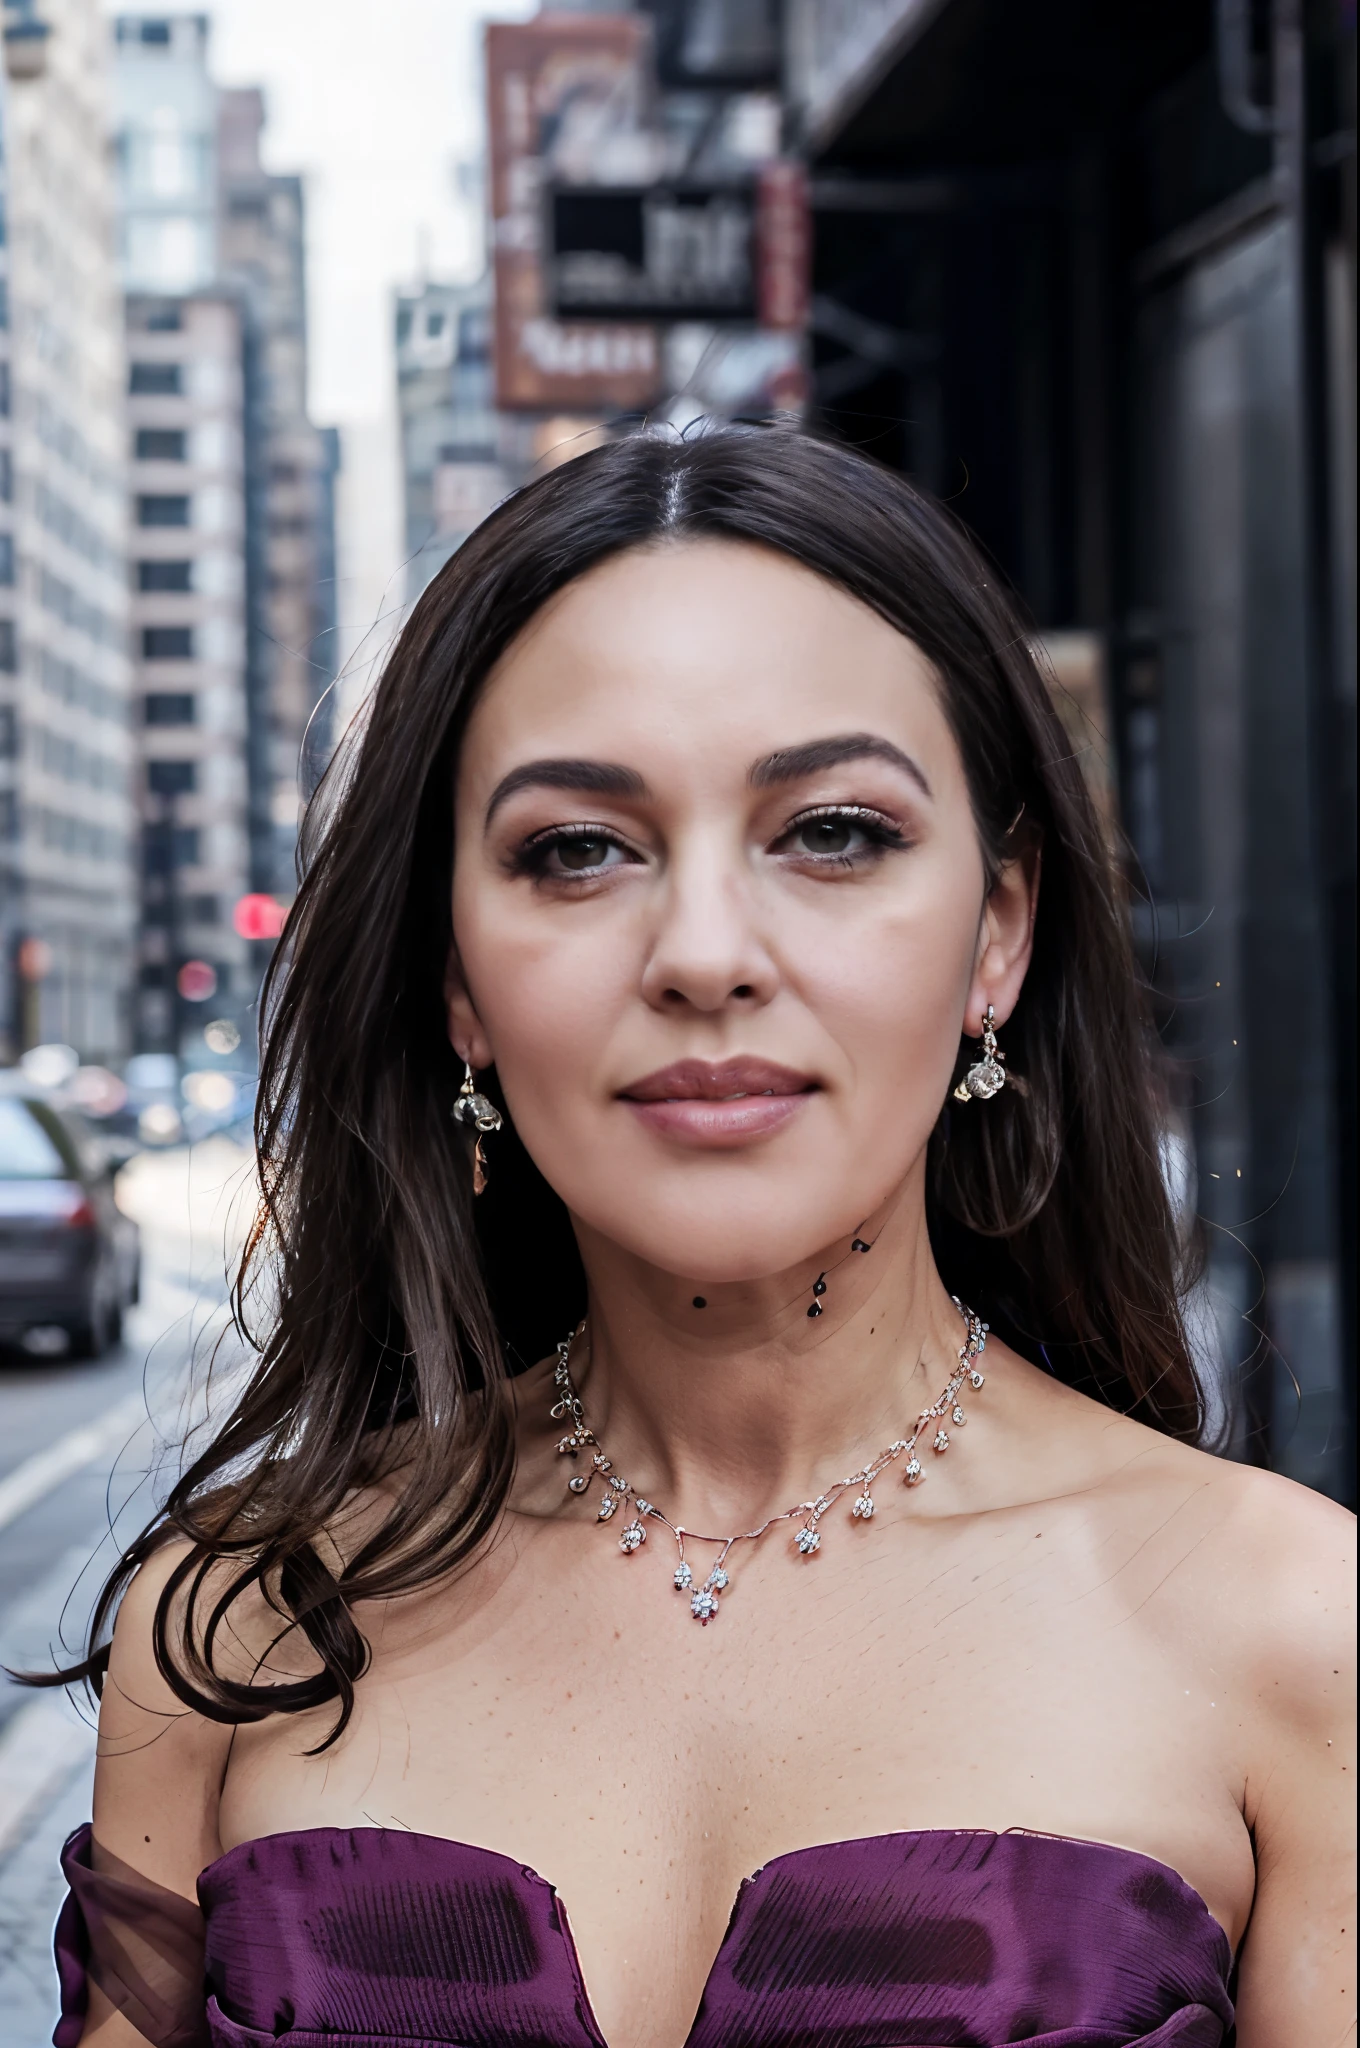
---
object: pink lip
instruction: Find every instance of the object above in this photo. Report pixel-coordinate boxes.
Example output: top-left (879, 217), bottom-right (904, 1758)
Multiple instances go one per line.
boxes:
top-left (619, 1059), bottom-right (817, 1148)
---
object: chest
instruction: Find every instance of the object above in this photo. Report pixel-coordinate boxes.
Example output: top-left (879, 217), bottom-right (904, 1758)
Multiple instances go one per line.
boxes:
top-left (220, 1506), bottom-right (1252, 2043)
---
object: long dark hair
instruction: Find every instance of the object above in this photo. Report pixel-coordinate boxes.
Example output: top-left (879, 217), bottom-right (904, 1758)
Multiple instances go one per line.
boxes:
top-left (36, 425), bottom-right (1203, 1742)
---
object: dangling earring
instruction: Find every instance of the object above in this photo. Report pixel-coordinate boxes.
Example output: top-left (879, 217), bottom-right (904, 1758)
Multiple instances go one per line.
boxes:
top-left (452, 1061), bottom-right (503, 1193)
top-left (953, 1005), bottom-right (1007, 1103)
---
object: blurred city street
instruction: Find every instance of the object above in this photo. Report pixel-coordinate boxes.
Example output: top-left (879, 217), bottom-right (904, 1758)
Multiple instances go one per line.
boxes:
top-left (0, 1139), bottom-right (253, 2045)
top-left (0, 0), bottom-right (1352, 2034)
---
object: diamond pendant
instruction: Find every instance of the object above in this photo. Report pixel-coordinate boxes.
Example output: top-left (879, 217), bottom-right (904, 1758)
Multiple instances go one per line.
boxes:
top-left (689, 1566), bottom-right (728, 1622)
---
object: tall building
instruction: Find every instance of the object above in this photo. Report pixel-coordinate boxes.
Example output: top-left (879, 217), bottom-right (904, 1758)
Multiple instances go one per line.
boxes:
top-left (125, 292), bottom-right (251, 1051)
top-left (112, 18), bottom-right (337, 1054)
top-left (111, 13), bottom-right (215, 295)
top-left (2, 0), bottom-right (136, 1062)
top-left (218, 87), bottom-right (338, 891)
top-left (113, 13), bottom-right (251, 1052)
top-left (395, 278), bottom-right (504, 605)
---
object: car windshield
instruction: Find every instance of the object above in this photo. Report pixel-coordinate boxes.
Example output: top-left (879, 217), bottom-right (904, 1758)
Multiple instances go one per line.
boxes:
top-left (0, 1097), bottom-right (69, 1178)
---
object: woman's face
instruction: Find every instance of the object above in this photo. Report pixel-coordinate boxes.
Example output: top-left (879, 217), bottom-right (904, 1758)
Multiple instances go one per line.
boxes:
top-left (449, 540), bottom-right (1034, 1285)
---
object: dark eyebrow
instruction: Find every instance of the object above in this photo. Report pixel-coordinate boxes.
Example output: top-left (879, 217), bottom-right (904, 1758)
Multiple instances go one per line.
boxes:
top-left (484, 758), bottom-right (650, 827)
top-left (748, 732), bottom-right (933, 799)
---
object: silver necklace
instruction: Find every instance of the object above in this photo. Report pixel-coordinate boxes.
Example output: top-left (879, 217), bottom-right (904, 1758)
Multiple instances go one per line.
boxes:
top-left (550, 1297), bottom-right (989, 1624)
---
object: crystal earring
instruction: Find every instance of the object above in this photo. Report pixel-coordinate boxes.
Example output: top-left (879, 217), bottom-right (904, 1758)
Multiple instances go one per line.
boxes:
top-left (452, 1061), bottom-right (503, 1193)
top-left (953, 1005), bottom-right (1007, 1103)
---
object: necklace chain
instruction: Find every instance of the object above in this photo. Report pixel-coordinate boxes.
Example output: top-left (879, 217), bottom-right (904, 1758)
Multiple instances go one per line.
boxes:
top-left (549, 1297), bottom-right (989, 1624)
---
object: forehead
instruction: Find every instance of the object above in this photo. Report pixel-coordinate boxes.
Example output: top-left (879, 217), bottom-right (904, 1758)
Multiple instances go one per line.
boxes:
top-left (460, 539), bottom-right (954, 786)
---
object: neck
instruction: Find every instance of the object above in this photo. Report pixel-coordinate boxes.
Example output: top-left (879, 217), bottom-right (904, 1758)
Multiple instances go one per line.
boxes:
top-left (566, 1178), bottom-right (971, 1532)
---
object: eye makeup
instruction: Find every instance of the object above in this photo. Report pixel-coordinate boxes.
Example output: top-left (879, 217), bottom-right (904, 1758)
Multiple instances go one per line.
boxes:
top-left (502, 800), bottom-right (912, 889)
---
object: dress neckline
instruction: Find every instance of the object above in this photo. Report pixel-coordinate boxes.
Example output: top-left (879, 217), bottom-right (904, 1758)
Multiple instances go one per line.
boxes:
top-left (200, 1820), bottom-right (1234, 2045)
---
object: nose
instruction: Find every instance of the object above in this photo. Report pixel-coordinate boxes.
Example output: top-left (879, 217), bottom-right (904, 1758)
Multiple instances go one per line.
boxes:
top-left (639, 843), bottom-right (780, 1015)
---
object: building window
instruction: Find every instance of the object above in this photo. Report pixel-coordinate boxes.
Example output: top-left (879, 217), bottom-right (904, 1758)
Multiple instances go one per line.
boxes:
top-left (138, 494), bottom-right (190, 528)
top-left (136, 428), bottom-right (186, 461)
top-left (459, 308), bottom-right (491, 363)
top-left (0, 620), bottom-right (15, 673)
top-left (139, 20), bottom-right (172, 44)
top-left (142, 626), bottom-right (193, 660)
top-left (0, 790), bottom-right (15, 841)
top-left (144, 823), bottom-right (199, 871)
top-left (0, 705), bottom-right (15, 757)
top-left (0, 451), bottom-right (11, 503)
top-left (0, 362), bottom-right (9, 417)
top-left (270, 515), bottom-right (309, 536)
top-left (148, 758), bottom-right (196, 796)
top-left (130, 362), bottom-right (182, 396)
top-left (144, 304), bottom-right (182, 332)
top-left (185, 893), bottom-right (219, 925)
top-left (137, 559), bottom-right (192, 592)
top-left (0, 535), bottom-right (13, 587)
top-left (144, 692), bottom-right (195, 725)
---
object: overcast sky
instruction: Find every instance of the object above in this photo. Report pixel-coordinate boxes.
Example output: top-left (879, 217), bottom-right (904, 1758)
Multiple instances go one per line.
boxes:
top-left (191, 0), bottom-right (533, 426)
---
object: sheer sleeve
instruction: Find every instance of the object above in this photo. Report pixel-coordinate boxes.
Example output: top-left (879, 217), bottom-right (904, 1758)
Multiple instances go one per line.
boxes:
top-left (54, 1823), bottom-right (210, 2048)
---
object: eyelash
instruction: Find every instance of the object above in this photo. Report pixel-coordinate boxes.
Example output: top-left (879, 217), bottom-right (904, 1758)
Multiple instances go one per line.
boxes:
top-left (777, 804), bottom-right (908, 867)
top-left (509, 806), bottom-right (909, 881)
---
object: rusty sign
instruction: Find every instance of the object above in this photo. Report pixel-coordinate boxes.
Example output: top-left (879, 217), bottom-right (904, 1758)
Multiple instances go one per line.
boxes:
top-left (486, 18), bottom-right (661, 412)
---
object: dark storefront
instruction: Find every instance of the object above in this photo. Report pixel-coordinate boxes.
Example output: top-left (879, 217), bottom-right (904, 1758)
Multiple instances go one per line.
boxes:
top-left (791, 0), bottom-right (1357, 1499)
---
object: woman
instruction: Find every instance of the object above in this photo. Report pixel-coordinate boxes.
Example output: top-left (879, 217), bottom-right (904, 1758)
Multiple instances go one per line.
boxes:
top-left (48, 429), bottom-right (1352, 2048)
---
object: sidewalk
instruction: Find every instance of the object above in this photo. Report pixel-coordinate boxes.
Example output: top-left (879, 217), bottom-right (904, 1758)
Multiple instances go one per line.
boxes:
top-left (0, 1702), bottom-right (94, 2047)
top-left (0, 1138), bottom-right (255, 2045)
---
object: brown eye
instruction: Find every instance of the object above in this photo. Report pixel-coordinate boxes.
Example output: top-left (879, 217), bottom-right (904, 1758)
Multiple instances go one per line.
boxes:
top-left (775, 807), bottom-right (906, 867)
top-left (797, 816), bottom-right (853, 855)
top-left (556, 835), bottom-right (612, 870)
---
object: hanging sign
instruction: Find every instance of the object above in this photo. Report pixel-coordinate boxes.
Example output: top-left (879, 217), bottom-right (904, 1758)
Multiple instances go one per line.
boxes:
top-left (486, 18), bottom-right (661, 411)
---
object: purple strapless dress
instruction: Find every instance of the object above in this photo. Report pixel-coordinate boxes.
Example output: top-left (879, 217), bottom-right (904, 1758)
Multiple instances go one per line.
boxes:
top-left (53, 1822), bottom-right (1234, 2046)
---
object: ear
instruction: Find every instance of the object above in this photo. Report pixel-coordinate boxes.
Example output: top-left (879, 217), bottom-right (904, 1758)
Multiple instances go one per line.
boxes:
top-left (964, 832), bottom-right (1041, 1036)
top-left (443, 940), bottom-right (493, 1071)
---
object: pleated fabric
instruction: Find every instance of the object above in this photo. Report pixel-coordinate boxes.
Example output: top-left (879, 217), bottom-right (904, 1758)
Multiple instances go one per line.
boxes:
top-left (55, 1822), bottom-right (1235, 2047)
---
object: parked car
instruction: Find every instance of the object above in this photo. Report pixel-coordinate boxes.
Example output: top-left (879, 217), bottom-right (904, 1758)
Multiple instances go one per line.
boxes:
top-left (0, 1092), bottom-right (140, 1358)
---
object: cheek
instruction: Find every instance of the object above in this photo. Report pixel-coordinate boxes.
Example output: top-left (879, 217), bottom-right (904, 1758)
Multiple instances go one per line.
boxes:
top-left (789, 838), bottom-right (982, 1067)
top-left (452, 875), bottom-right (633, 1107)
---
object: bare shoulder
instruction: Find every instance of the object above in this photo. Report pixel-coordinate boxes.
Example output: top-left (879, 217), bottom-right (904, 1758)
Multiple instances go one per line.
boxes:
top-left (1186, 1452), bottom-right (1355, 1740)
top-left (1057, 1377), bottom-right (1354, 1735)
top-left (1019, 1359), bottom-right (1354, 1706)
top-left (95, 1537), bottom-right (237, 1897)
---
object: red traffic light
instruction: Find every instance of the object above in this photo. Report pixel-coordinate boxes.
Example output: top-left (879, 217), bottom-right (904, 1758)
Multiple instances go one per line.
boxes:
top-left (232, 892), bottom-right (288, 941)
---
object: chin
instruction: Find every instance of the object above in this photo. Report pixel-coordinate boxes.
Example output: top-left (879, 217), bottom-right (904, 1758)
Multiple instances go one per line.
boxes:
top-left (583, 1191), bottom-right (870, 1288)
